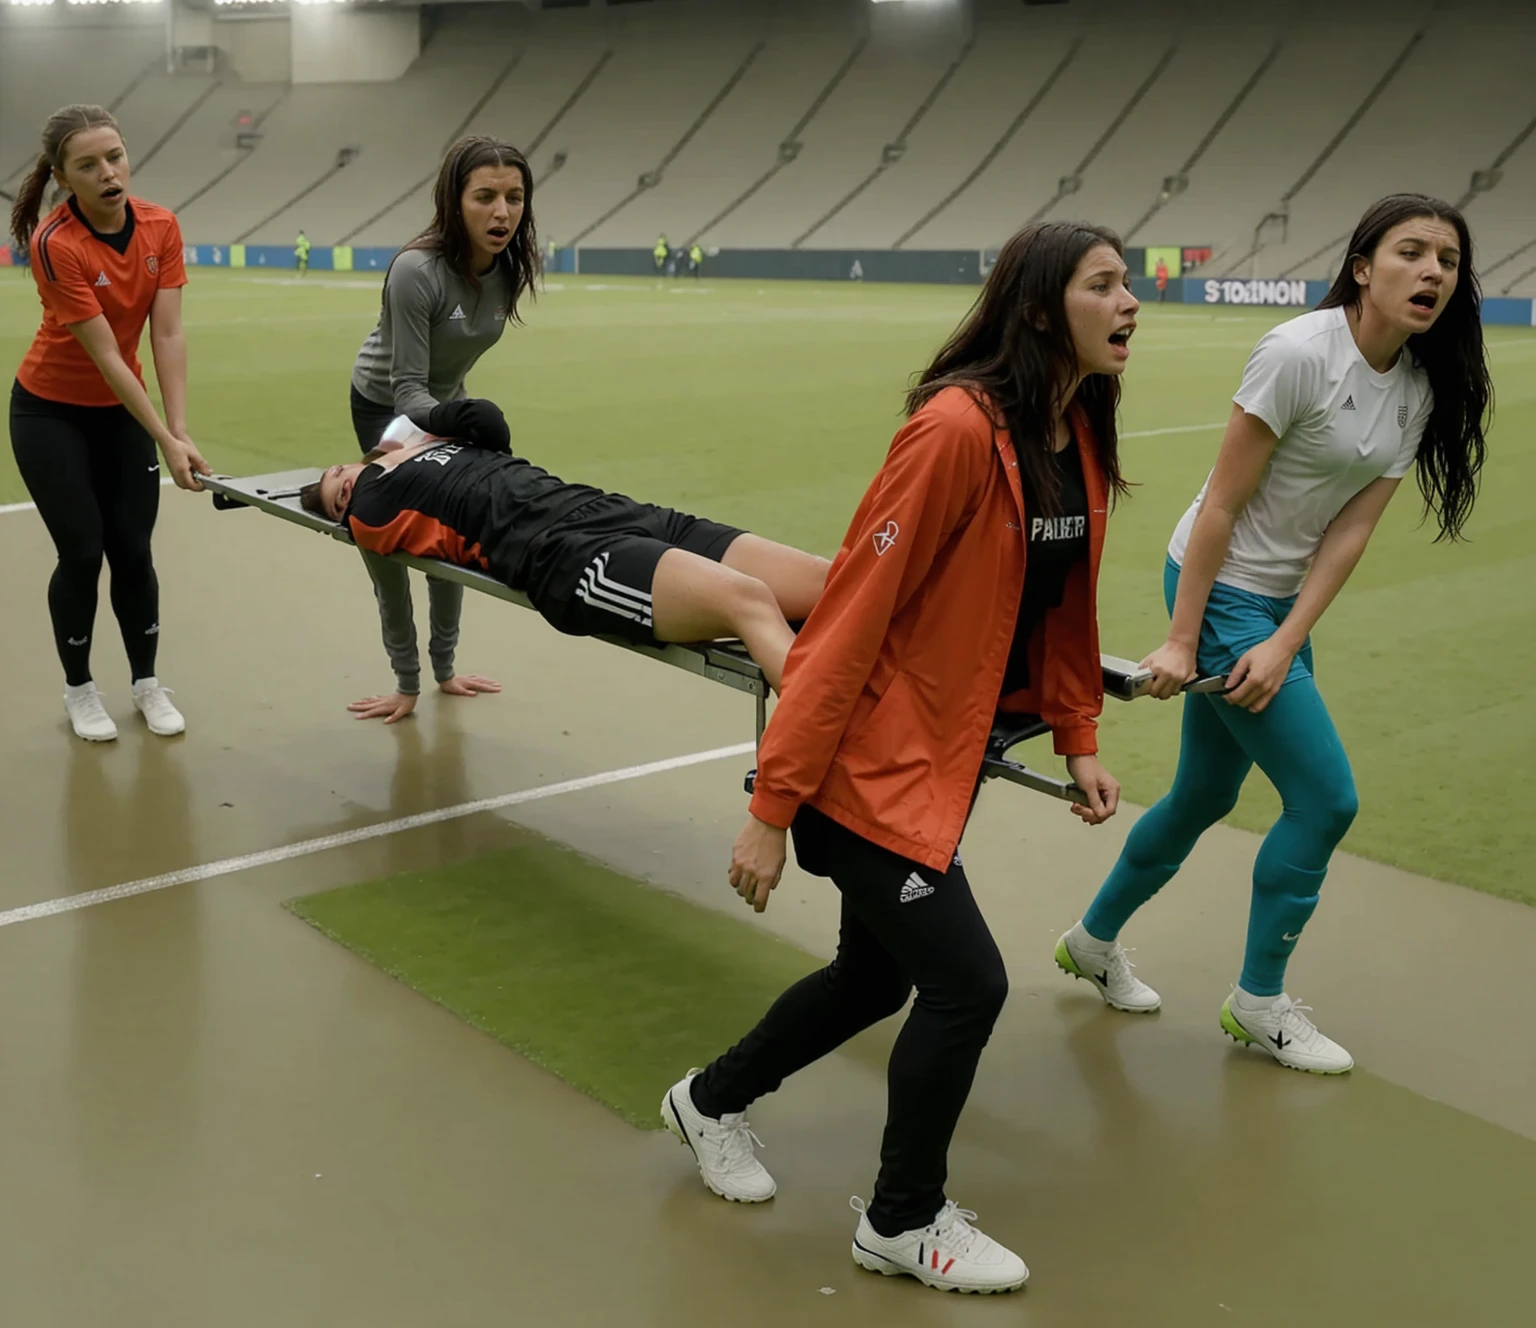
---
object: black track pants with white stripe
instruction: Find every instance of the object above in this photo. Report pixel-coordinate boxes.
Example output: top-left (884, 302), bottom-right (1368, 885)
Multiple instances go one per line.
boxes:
top-left (692, 805), bottom-right (1008, 1237)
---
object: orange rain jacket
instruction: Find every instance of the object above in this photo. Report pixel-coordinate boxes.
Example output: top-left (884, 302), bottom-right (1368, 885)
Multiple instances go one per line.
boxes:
top-left (748, 386), bottom-right (1109, 871)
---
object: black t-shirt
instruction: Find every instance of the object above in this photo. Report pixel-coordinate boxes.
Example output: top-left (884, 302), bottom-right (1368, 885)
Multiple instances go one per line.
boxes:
top-left (344, 442), bottom-right (601, 584)
top-left (1000, 440), bottom-right (1090, 695)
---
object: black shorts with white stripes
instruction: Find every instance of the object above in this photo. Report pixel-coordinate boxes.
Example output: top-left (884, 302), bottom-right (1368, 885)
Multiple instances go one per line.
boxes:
top-left (518, 492), bottom-right (744, 644)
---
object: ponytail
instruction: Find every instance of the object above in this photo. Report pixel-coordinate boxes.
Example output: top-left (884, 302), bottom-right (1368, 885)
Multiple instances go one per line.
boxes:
top-left (8, 103), bottom-right (122, 254)
top-left (9, 155), bottom-right (55, 253)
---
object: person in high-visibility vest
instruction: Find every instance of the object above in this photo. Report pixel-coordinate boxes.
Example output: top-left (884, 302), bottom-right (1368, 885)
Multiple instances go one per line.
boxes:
top-left (688, 242), bottom-right (703, 279)
top-left (654, 234), bottom-right (669, 277)
top-left (295, 229), bottom-right (310, 277)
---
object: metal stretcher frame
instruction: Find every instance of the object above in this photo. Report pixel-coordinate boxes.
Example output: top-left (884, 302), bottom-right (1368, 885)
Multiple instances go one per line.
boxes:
top-left (205, 469), bottom-right (1225, 806)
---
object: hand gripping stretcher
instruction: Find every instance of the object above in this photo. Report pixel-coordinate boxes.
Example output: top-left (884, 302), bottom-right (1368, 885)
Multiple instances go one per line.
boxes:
top-left (204, 469), bottom-right (1225, 805)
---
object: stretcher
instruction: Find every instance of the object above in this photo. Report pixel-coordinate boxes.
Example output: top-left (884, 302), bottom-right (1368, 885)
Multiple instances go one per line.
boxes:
top-left (205, 469), bottom-right (1225, 806)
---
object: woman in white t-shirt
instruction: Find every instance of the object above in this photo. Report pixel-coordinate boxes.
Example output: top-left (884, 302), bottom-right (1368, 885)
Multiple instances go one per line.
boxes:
top-left (1055, 194), bottom-right (1491, 1073)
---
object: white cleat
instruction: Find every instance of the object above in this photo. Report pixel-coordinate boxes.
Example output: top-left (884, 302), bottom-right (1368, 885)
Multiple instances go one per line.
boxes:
top-left (1220, 993), bottom-right (1354, 1074)
top-left (850, 1197), bottom-right (1028, 1294)
top-left (1055, 926), bottom-right (1161, 1012)
top-left (64, 683), bottom-right (117, 742)
top-left (131, 677), bottom-right (185, 736)
top-left (660, 1070), bottom-right (776, 1203)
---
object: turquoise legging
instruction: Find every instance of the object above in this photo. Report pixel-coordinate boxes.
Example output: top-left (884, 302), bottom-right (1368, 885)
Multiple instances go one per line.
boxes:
top-left (1082, 564), bottom-right (1359, 996)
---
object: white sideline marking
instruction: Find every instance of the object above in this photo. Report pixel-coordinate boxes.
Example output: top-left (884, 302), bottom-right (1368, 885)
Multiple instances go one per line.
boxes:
top-left (1, 475), bottom-right (175, 517)
top-left (1122, 422), bottom-right (1227, 439)
top-left (0, 741), bottom-right (755, 929)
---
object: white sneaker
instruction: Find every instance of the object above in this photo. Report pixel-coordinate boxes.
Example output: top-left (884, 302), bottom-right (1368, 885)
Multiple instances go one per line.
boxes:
top-left (131, 677), bottom-right (185, 736)
top-left (1220, 992), bottom-right (1354, 1074)
top-left (64, 684), bottom-right (117, 742)
top-left (850, 1197), bottom-right (1028, 1294)
top-left (1055, 925), bottom-right (1161, 1012)
top-left (660, 1070), bottom-right (776, 1203)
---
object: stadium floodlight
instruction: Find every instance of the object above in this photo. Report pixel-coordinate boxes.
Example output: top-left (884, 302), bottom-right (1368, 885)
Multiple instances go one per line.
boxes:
top-left (66, 0), bottom-right (163, 6)
top-left (8, 0), bottom-right (59, 8)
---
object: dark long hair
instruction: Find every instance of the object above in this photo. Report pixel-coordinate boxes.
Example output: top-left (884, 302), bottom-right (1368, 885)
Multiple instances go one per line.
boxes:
top-left (390, 135), bottom-right (541, 318)
top-left (9, 104), bottom-right (119, 251)
top-left (1317, 194), bottom-right (1490, 541)
top-left (907, 221), bottom-right (1129, 516)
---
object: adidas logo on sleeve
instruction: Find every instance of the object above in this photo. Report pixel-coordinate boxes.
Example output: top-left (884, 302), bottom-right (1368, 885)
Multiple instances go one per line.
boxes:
top-left (449, 304), bottom-right (466, 320)
top-left (1340, 394), bottom-right (1355, 411)
top-left (94, 271), bottom-right (111, 287)
top-left (898, 873), bottom-right (935, 904)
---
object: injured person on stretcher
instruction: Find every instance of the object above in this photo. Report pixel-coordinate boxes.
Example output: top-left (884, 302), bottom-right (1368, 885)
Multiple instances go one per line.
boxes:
top-left (300, 401), bottom-right (829, 692)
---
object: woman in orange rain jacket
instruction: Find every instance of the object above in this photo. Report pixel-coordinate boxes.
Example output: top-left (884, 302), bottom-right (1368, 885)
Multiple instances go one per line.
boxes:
top-left (659, 222), bottom-right (1141, 1294)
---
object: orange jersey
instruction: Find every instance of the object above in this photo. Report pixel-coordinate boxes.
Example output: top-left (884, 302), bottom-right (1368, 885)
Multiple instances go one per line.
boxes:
top-left (17, 197), bottom-right (187, 407)
top-left (748, 388), bottom-right (1107, 872)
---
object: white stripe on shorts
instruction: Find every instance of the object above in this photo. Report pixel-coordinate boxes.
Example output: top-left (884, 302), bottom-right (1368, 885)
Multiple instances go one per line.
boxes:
top-left (577, 553), bottom-right (653, 627)
top-left (590, 552), bottom-right (653, 605)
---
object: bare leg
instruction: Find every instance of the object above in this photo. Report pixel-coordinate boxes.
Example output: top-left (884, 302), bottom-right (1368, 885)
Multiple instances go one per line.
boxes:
top-left (719, 534), bottom-right (829, 623)
top-left (650, 549), bottom-right (795, 691)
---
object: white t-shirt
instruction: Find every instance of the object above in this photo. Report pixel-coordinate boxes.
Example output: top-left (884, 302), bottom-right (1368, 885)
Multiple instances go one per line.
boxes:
top-left (1167, 306), bottom-right (1432, 598)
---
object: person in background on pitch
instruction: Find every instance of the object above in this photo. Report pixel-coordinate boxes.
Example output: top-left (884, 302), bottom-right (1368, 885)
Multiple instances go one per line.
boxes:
top-left (345, 135), bottom-right (540, 723)
top-left (1056, 194), bottom-right (1491, 1075)
top-left (295, 229), bottom-right (310, 277)
top-left (661, 221), bottom-right (1140, 1295)
top-left (8, 103), bottom-right (211, 743)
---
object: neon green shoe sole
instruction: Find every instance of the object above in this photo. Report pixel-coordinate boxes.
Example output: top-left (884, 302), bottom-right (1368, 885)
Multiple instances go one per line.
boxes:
top-left (1219, 997), bottom-right (1256, 1044)
top-left (1053, 935), bottom-right (1085, 979)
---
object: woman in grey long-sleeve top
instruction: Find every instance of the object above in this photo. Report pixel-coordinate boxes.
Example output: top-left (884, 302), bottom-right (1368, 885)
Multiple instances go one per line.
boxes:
top-left (345, 135), bottom-right (541, 722)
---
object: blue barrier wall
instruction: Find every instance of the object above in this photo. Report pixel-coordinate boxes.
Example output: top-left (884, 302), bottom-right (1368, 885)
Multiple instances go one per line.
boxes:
top-left (181, 244), bottom-right (395, 271)
top-left (173, 241), bottom-right (1536, 324)
top-left (577, 246), bottom-right (982, 284)
top-left (1482, 297), bottom-right (1536, 326)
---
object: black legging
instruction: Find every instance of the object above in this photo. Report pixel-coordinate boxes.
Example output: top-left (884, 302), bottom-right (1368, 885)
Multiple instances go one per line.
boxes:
top-left (692, 804), bottom-right (1009, 1238)
top-left (9, 380), bottom-right (161, 686)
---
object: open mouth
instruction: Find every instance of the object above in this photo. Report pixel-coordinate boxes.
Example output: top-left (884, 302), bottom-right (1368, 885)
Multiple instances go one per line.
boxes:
top-left (1409, 292), bottom-right (1437, 312)
top-left (1108, 325), bottom-right (1135, 348)
top-left (487, 226), bottom-right (510, 242)
top-left (101, 185), bottom-right (123, 200)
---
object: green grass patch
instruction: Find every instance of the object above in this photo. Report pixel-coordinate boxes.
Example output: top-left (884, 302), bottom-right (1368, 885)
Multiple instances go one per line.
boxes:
top-left (284, 831), bottom-right (818, 1127)
top-left (6, 270), bottom-right (1534, 900)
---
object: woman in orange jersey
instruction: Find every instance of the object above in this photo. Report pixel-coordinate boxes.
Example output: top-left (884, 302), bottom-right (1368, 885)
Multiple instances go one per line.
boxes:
top-left (8, 104), bottom-right (209, 743)
top-left (660, 222), bottom-right (1141, 1294)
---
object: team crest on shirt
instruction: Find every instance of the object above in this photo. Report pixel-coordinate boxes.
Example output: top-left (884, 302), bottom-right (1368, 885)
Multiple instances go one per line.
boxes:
top-left (872, 521), bottom-right (899, 556)
top-left (1397, 403), bottom-right (1408, 429)
top-left (494, 305), bottom-right (506, 321)
top-left (146, 254), bottom-right (159, 276)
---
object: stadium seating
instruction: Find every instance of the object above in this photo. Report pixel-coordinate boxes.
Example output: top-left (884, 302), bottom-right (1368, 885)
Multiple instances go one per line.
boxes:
top-left (130, 80), bottom-right (290, 219)
top-left (2, 0), bottom-right (1534, 292)
top-left (0, 14), bottom-right (166, 194)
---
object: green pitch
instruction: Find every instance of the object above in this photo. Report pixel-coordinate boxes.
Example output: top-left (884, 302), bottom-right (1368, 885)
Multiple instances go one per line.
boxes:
top-left (2, 268), bottom-right (1532, 903)
top-left (287, 829), bottom-right (822, 1128)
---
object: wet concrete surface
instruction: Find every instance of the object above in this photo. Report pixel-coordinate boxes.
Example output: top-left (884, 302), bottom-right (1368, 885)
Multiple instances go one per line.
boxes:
top-left (0, 495), bottom-right (1531, 1326)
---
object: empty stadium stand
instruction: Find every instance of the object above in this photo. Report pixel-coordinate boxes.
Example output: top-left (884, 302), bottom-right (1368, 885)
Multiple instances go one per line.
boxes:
top-left (2, 0), bottom-right (1534, 293)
